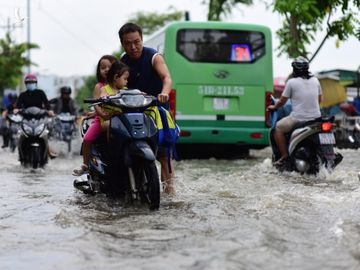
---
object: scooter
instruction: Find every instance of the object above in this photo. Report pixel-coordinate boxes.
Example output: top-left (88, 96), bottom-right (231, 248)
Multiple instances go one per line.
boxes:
top-left (74, 89), bottom-right (160, 210)
top-left (269, 96), bottom-right (342, 174)
top-left (18, 107), bottom-right (49, 169)
top-left (333, 102), bottom-right (360, 149)
top-left (53, 113), bottom-right (77, 152)
top-left (7, 113), bottom-right (23, 152)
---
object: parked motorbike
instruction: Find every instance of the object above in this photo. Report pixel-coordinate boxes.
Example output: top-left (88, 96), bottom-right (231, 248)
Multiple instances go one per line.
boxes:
top-left (333, 102), bottom-right (360, 149)
top-left (6, 113), bottom-right (23, 152)
top-left (18, 107), bottom-right (49, 169)
top-left (73, 89), bottom-right (160, 210)
top-left (52, 113), bottom-right (77, 152)
top-left (269, 96), bottom-right (342, 174)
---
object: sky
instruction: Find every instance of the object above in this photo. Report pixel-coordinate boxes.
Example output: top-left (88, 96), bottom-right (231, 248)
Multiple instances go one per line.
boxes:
top-left (1, 0), bottom-right (360, 78)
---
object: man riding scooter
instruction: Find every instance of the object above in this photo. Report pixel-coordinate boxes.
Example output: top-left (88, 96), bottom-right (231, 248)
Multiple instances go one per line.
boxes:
top-left (15, 74), bottom-right (57, 159)
top-left (267, 57), bottom-right (323, 166)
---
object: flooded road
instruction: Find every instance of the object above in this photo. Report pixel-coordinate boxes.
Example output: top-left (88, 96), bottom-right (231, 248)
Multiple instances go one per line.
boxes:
top-left (1, 139), bottom-right (360, 270)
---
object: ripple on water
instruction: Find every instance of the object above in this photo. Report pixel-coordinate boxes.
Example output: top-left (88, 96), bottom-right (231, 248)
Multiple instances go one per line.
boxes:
top-left (1, 146), bottom-right (360, 269)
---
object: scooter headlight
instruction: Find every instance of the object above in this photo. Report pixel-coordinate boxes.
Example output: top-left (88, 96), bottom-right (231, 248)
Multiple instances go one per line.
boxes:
top-left (22, 123), bottom-right (33, 136)
top-left (34, 123), bottom-right (45, 136)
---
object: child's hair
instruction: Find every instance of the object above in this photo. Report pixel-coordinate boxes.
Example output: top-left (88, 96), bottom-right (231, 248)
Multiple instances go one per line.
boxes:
top-left (96, 55), bottom-right (117, 83)
top-left (106, 61), bottom-right (130, 85)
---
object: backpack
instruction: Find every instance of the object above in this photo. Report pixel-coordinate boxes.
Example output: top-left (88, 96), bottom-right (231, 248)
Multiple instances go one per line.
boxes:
top-left (145, 106), bottom-right (180, 173)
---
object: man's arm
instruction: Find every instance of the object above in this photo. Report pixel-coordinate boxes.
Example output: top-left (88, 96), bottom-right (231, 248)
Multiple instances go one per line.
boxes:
top-left (41, 91), bottom-right (50, 110)
top-left (153, 54), bottom-right (172, 103)
top-left (318, 94), bottom-right (323, 104)
top-left (267, 95), bottom-right (289, 111)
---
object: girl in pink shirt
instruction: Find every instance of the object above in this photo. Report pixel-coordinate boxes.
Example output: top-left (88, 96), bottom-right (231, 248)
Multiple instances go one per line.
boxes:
top-left (73, 55), bottom-right (117, 176)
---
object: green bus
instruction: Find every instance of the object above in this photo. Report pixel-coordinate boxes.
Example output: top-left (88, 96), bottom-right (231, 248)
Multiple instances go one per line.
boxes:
top-left (144, 21), bottom-right (273, 157)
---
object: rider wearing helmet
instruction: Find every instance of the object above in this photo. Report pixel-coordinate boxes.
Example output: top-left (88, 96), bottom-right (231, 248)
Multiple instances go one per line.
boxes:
top-left (267, 57), bottom-right (323, 166)
top-left (16, 74), bottom-right (57, 158)
top-left (16, 74), bottom-right (53, 115)
top-left (50, 86), bottom-right (78, 115)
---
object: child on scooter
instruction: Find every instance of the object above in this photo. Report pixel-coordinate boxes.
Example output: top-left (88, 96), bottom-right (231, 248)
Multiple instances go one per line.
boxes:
top-left (73, 59), bottom-right (129, 176)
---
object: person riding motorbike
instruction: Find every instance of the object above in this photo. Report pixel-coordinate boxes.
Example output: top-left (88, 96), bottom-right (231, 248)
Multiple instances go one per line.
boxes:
top-left (119, 22), bottom-right (175, 195)
top-left (1, 92), bottom-right (17, 148)
top-left (267, 57), bottom-right (323, 166)
top-left (15, 74), bottom-right (57, 158)
top-left (50, 86), bottom-right (78, 116)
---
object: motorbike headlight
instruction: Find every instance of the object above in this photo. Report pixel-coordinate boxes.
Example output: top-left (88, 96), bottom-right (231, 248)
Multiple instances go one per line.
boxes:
top-left (116, 95), bottom-right (153, 108)
top-left (34, 123), bottom-right (45, 136)
top-left (22, 123), bottom-right (33, 136)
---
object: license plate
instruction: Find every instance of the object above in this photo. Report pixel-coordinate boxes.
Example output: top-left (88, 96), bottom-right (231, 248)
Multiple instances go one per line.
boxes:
top-left (319, 133), bottom-right (336, 145)
top-left (213, 98), bottom-right (229, 110)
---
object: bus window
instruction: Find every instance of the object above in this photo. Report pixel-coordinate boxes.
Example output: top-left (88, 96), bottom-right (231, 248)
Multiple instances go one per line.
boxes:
top-left (176, 29), bottom-right (265, 63)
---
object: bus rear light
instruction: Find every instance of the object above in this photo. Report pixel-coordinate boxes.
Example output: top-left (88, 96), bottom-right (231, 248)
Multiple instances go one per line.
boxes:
top-left (180, 130), bottom-right (191, 137)
top-left (265, 91), bottom-right (272, 127)
top-left (250, 132), bottom-right (263, 139)
top-left (169, 89), bottom-right (176, 120)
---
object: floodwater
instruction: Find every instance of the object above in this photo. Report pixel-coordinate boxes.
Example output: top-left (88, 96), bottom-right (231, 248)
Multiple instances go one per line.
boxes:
top-left (1, 137), bottom-right (360, 270)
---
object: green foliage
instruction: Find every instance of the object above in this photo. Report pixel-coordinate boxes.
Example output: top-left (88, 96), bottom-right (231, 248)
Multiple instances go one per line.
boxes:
top-left (205, 0), bottom-right (253, 21)
top-left (75, 75), bottom-right (96, 112)
top-left (0, 33), bottom-right (38, 95)
top-left (273, 0), bottom-right (360, 61)
top-left (128, 6), bottom-right (184, 35)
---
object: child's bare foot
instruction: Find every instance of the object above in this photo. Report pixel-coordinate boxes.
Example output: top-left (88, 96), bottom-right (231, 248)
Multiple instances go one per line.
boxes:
top-left (72, 164), bottom-right (88, 176)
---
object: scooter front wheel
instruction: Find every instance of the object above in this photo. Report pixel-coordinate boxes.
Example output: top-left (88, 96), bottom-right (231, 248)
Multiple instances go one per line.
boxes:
top-left (31, 147), bottom-right (40, 169)
top-left (139, 162), bottom-right (160, 210)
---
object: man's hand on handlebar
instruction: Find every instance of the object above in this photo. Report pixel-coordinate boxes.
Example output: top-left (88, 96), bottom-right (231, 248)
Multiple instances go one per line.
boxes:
top-left (158, 92), bottom-right (169, 103)
top-left (267, 105), bottom-right (276, 112)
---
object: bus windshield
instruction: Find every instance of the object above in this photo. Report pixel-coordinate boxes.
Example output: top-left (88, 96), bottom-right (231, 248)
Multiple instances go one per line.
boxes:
top-left (176, 29), bottom-right (265, 63)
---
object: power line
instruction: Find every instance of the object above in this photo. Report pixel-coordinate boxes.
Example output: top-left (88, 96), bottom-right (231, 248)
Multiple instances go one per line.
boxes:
top-left (55, 0), bottom-right (111, 43)
top-left (38, 7), bottom-right (102, 55)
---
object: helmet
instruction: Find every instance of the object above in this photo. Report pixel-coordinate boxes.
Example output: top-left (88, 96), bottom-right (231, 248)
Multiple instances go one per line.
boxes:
top-left (60, 86), bottom-right (72, 95)
top-left (24, 74), bottom-right (37, 83)
top-left (291, 56), bottom-right (309, 72)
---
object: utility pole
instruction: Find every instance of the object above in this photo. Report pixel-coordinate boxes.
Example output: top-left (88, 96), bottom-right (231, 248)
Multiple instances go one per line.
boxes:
top-left (27, 0), bottom-right (31, 74)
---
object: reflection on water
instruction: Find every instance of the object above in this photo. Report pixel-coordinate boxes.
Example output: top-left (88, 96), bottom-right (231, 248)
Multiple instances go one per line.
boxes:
top-left (1, 144), bottom-right (360, 269)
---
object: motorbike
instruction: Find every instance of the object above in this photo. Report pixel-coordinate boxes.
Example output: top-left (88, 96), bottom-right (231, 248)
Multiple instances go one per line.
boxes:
top-left (18, 106), bottom-right (49, 169)
top-left (6, 113), bottom-right (23, 152)
top-left (73, 89), bottom-right (161, 210)
top-left (52, 113), bottom-right (77, 152)
top-left (269, 96), bottom-right (343, 174)
top-left (333, 102), bottom-right (360, 149)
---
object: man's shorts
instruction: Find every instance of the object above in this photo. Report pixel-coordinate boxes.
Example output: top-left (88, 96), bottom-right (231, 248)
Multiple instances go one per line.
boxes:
top-left (275, 116), bottom-right (299, 133)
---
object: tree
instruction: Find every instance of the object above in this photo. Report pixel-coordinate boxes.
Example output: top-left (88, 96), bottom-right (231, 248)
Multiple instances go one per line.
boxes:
top-left (128, 6), bottom-right (184, 35)
top-left (274, 0), bottom-right (360, 62)
top-left (75, 75), bottom-right (96, 112)
top-left (205, 0), bottom-right (253, 21)
top-left (0, 32), bottom-right (38, 95)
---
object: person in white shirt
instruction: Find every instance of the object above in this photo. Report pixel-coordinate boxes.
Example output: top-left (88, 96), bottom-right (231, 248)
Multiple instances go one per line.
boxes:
top-left (267, 57), bottom-right (323, 165)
